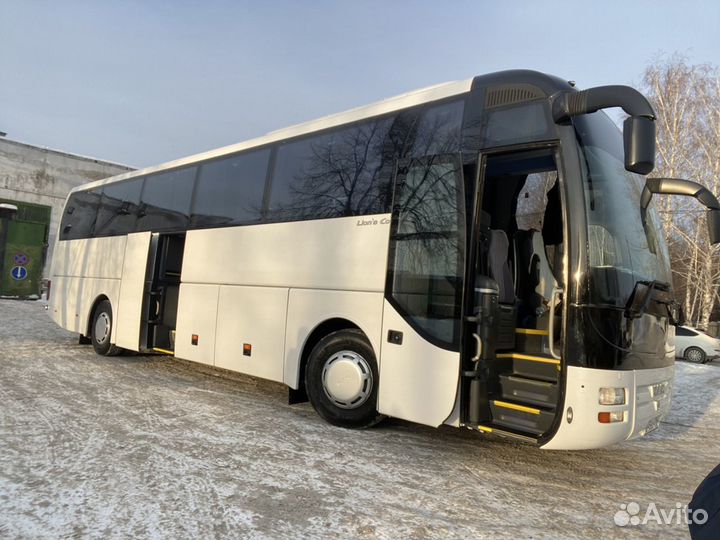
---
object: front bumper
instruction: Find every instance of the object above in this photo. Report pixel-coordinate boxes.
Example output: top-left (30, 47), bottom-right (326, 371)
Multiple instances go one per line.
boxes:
top-left (628, 366), bottom-right (674, 439)
top-left (541, 365), bottom-right (674, 450)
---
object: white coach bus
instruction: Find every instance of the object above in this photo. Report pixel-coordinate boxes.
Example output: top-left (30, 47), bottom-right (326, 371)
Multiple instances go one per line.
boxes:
top-left (48, 70), bottom-right (720, 449)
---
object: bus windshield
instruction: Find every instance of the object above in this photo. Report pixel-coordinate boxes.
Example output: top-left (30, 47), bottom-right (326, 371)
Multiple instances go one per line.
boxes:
top-left (573, 112), bottom-right (671, 307)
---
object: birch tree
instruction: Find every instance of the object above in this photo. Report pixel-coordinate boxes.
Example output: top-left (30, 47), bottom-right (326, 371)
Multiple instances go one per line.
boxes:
top-left (641, 55), bottom-right (720, 328)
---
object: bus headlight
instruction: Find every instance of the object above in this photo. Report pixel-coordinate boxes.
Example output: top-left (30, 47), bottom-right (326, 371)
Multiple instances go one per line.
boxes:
top-left (599, 387), bottom-right (626, 405)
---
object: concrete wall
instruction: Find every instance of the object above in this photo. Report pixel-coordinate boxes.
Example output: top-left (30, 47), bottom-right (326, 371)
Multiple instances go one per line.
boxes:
top-left (0, 138), bottom-right (133, 278)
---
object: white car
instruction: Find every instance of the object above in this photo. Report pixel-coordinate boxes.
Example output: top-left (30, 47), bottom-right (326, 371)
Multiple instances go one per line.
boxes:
top-left (675, 326), bottom-right (720, 363)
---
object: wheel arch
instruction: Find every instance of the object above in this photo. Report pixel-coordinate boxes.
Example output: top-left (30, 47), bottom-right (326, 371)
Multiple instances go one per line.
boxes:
top-left (289, 317), bottom-right (367, 403)
top-left (85, 294), bottom-right (111, 337)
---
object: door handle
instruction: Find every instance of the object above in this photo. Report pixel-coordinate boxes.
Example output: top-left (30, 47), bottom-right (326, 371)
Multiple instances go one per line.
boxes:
top-left (471, 333), bottom-right (482, 363)
top-left (548, 288), bottom-right (563, 360)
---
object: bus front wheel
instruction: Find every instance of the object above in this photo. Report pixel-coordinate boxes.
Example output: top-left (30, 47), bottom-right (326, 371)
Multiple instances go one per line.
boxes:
top-left (305, 329), bottom-right (384, 429)
top-left (91, 299), bottom-right (121, 356)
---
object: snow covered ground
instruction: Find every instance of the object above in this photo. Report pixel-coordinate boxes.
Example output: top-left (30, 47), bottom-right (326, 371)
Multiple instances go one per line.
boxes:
top-left (0, 299), bottom-right (718, 539)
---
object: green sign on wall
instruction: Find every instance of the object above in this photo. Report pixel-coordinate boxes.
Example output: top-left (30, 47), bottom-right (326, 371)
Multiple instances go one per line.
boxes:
top-left (0, 200), bottom-right (51, 298)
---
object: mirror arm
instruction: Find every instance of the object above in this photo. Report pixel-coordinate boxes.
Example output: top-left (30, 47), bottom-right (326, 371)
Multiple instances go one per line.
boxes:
top-left (641, 177), bottom-right (720, 245)
top-left (552, 85), bottom-right (656, 123)
top-left (641, 178), bottom-right (720, 212)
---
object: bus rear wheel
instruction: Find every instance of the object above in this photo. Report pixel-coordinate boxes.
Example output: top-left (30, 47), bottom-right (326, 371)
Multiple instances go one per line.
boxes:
top-left (91, 299), bottom-right (121, 356)
top-left (305, 329), bottom-right (383, 429)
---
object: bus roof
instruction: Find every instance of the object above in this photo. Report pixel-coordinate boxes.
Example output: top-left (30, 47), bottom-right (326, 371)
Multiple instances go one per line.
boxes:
top-left (73, 77), bottom-right (473, 193)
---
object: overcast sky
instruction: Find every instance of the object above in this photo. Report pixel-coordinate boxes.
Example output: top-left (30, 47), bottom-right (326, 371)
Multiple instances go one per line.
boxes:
top-left (1, 0), bottom-right (718, 168)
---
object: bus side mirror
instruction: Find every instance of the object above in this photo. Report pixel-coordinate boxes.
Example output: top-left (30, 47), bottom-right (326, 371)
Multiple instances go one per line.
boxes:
top-left (640, 178), bottom-right (720, 245)
top-left (708, 209), bottom-right (720, 245)
top-left (623, 116), bottom-right (655, 175)
top-left (552, 85), bottom-right (656, 174)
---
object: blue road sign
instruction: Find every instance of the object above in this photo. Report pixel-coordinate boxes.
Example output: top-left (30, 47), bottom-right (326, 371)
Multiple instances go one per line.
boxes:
top-left (10, 266), bottom-right (28, 281)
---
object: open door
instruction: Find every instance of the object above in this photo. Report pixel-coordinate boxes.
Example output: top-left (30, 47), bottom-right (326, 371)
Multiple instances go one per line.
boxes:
top-left (114, 231), bottom-right (152, 350)
top-left (378, 155), bottom-right (465, 426)
top-left (460, 146), bottom-right (565, 438)
top-left (141, 233), bottom-right (186, 353)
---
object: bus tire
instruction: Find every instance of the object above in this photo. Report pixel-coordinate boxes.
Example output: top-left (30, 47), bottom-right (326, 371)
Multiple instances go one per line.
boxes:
top-left (684, 346), bottom-right (707, 364)
top-left (91, 299), bottom-right (121, 357)
top-left (305, 329), bottom-right (384, 429)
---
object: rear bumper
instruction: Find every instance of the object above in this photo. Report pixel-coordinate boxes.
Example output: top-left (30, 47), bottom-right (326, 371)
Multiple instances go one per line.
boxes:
top-left (541, 365), bottom-right (674, 450)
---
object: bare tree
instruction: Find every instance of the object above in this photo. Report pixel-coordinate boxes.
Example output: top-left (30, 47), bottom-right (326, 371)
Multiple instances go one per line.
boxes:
top-left (641, 55), bottom-right (720, 328)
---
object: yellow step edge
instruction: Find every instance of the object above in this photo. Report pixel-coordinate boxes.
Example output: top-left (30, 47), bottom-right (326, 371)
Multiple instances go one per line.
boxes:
top-left (496, 352), bottom-right (560, 365)
top-left (153, 347), bottom-right (175, 355)
top-left (475, 424), bottom-right (538, 443)
top-left (515, 328), bottom-right (549, 336)
top-left (493, 400), bottom-right (541, 415)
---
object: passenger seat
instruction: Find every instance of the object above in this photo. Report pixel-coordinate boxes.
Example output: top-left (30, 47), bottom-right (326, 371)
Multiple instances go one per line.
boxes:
top-left (488, 229), bottom-right (516, 349)
top-left (488, 230), bottom-right (515, 305)
top-left (515, 229), bottom-right (560, 319)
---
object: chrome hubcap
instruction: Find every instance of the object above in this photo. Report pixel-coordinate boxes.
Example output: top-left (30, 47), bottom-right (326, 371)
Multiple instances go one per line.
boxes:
top-left (321, 350), bottom-right (373, 409)
top-left (687, 349), bottom-right (703, 362)
top-left (94, 312), bottom-right (110, 344)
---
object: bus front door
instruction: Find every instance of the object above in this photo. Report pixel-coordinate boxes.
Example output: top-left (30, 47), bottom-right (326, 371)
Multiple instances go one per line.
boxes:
top-left (378, 155), bottom-right (465, 427)
top-left (142, 233), bottom-right (186, 353)
top-left (114, 231), bottom-right (152, 350)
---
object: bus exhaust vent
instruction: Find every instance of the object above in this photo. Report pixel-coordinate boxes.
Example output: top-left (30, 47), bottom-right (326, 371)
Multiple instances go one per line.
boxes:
top-left (485, 84), bottom-right (545, 109)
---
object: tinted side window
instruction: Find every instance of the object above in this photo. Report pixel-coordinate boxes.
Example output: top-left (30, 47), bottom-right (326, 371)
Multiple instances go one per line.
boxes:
top-left (407, 100), bottom-right (464, 158)
top-left (60, 189), bottom-right (101, 240)
top-left (267, 117), bottom-right (394, 222)
top-left (136, 167), bottom-right (196, 232)
top-left (388, 156), bottom-right (465, 348)
top-left (676, 327), bottom-right (698, 337)
top-left (484, 102), bottom-right (550, 147)
top-left (95, 178), bottom-right (144, 237)
top-left (192, 149), bottom-right (269, 228)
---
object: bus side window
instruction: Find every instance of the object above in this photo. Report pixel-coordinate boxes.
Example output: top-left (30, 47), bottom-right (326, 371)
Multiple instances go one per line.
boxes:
top-left (406, 100), bottom-right (464, 158)
top-left (60, 189), bottom-right (101, 240)
top-left (95, 178), bottom-right (144, 237)
top-left (191, 149), bottom-right (269, 228)
top-left (136, 167), bottom-right (196, 233)
top-left (266, 118), bottom-right (394, 223)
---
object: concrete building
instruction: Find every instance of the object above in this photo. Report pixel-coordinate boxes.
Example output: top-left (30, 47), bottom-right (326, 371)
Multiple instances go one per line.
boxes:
top-left (0, 137), bottom-right (133, 296)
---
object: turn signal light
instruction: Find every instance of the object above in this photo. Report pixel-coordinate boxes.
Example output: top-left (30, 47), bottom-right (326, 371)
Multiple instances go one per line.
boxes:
top-left (598, 411), bottom-right (624, 424)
